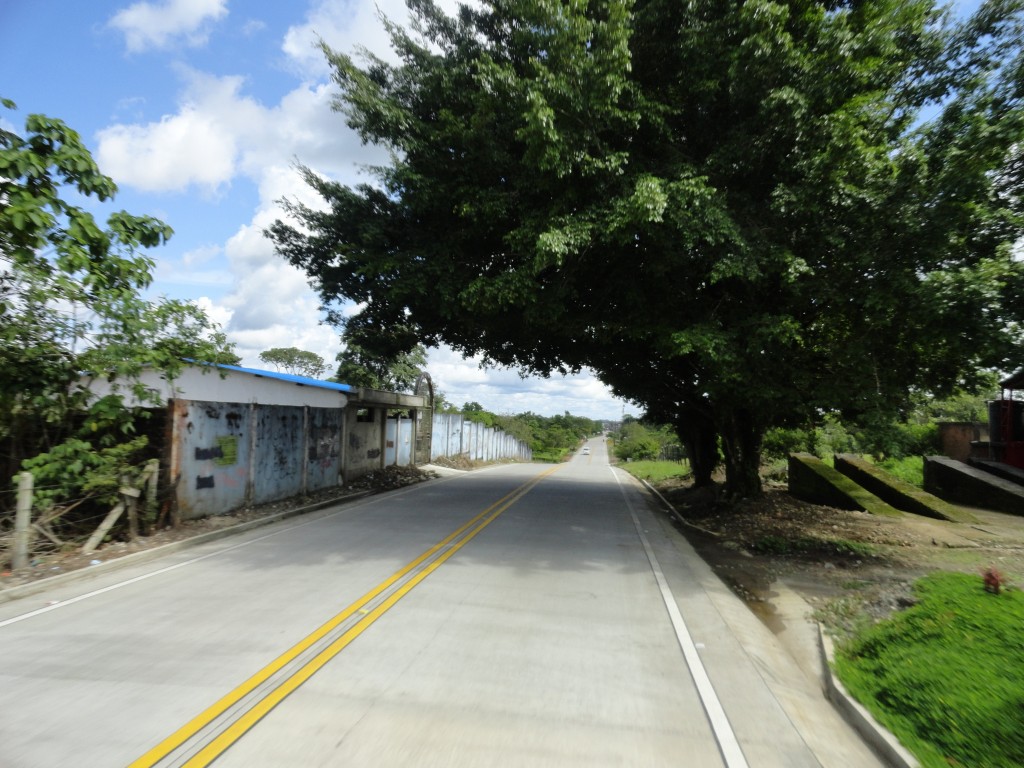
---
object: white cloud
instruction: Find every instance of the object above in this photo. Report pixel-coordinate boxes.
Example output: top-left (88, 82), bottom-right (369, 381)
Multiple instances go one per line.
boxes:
top-left (110, 0), bottom-right (228, 53)
top-left (425, 347), bottom-right (629, 420)
top-left (241, 19), bottom-right (267, 37)
top-left (281, 0), bottom-right (401, 78)
top-left (96, 70), bottom-right (382, 196)
top-left (281, 0), bottom-right (465, 77)
top-left (96, 101), bottom-right (237, 194)
top-left (193, 296), bottom-right (233, 329)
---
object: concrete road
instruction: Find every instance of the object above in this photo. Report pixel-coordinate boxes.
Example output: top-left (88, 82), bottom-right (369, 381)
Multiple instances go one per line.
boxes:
top-left (0, 438), bottom-right (883, 767)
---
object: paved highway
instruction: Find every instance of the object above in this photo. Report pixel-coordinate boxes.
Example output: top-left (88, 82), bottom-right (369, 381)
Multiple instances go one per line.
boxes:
top-left (0, 438), bottom-right (882, 766)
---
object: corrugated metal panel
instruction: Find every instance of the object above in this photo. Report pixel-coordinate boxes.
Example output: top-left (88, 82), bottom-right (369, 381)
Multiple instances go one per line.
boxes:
top-left (428, 412), bottom-right (531, 464)
top-left (188, 360), bottom-right (355, 393)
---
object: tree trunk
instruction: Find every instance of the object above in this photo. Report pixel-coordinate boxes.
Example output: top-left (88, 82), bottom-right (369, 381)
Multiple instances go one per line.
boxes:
top-left (719, 408), bottom-right (764, 498)
top-left (673, 406), bottom-right (718, 488)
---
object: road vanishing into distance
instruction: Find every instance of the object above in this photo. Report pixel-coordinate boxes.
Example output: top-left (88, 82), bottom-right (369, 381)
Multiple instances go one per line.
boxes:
top-left (0, 439), bottom-right (883, 767)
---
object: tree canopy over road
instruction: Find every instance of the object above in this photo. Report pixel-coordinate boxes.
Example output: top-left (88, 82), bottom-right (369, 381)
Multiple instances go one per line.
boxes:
top-left (269, 0), bottom-right (1024, 496)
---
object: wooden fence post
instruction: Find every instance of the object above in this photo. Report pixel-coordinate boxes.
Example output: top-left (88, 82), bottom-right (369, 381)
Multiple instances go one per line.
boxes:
top-left (81, 503), bottom-right (126, 555)
top-left (122, 483), bottom-right (141, 542)
top-left (144, 459), bottom-right (159, 520)
top-left (12, 471), bottom-right (33, 570)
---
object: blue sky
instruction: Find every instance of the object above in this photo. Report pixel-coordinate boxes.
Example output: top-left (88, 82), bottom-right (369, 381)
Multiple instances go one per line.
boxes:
top-left (0, 0), bottom-right (633, 420)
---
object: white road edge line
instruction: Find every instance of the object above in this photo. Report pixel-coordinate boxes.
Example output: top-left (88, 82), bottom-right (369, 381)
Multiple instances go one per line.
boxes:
top-left (0, 470), bottom-right (502, 629)
top-left (0, 468), bottom-right (484, 630)
top-left (612, 468), bottom-right (750, 768)
top-left (0, 488), bottom-right (419, 630)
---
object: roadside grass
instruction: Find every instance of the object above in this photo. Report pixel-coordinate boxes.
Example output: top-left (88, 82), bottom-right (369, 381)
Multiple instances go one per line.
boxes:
top-left (834, 571), bottom-right (1024, 768)
top-left (617, 460), bottom-right (691, 483)
top-left (533, 448), bottom-right (572, 463)
top-left (750, 535), bottom-right (877, 559)
top-left (875, 455), bottom-right (925, 488)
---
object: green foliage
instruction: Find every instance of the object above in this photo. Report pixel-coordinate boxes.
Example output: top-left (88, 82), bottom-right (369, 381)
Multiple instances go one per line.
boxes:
top-left (271, 0), bottom-right (1024, 497)
top-left (611, 421), bottom-right (682, 462)
top-left (21, 434), bottom-right (151, 525)
top-left (0, 100), bottom-right (234, 508)
top-left (852, 418), bottom-right (939, 461)
top-left (836, 571), bottom-right (1024, 768)
top-left (924, 373), bottom-right (1000, 422)
top-left (877, 455), bottom-right (925, 488)
top-left (613, 430), bottom-right (660, 462)
top-left (765, 412), bottom-right (939, 463)
top-left (764, 415), bottom-right (857, 460)
top-left (334, 341), bottom-right (426, 392)
top-left (750, 535), bottom-right (876, 558)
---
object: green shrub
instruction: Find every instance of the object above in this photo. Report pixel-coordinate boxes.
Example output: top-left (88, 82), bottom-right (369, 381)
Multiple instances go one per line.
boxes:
top-left (877, 455), bottom-right (925, 488)
top-left (854, 419), bottom-right (939, 460)
top-left (763, 415), bottom-right (856, 460)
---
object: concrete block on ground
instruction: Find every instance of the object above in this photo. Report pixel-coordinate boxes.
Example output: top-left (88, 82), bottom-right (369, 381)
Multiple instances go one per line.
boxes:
top-left (968, 458), bottom-right (1024, 487)
top-left (834, 454), bottom-right (977, 524)
top-left (788, 454), bottom-right (902, 516)
top-left (924, 456), bottom-right (1024, 516)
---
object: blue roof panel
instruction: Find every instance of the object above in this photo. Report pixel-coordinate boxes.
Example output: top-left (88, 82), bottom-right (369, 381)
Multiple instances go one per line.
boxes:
top-left (192, 361), bottom-right (356, 393)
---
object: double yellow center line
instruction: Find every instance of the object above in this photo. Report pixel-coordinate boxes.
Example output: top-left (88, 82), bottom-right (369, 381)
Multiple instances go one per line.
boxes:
top-left (130, 465), bottom-right (560, 767)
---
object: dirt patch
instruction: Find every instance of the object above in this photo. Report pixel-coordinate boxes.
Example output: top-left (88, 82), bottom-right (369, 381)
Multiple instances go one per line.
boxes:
top-left (655, 479), bottom-right (1024, 638)
top-left (1, 465), bottom-right (439, 592)
top-left (430, 454), bottom-right (500, 471)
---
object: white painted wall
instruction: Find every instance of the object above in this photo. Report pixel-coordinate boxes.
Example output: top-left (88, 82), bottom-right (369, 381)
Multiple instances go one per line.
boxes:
top-left (81, 366), bottom-right (348, 409)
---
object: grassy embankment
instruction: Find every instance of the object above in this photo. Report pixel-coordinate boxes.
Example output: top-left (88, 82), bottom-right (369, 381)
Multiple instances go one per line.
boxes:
top-left (615, 459), bottom-right (691, 483)
top-left (533, 448), bottom-right (572, 463)
top-left (835, 572), bottom-right (1024, 768)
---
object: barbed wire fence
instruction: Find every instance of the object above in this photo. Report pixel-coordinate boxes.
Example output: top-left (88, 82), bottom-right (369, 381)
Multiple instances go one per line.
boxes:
top-left (2, 461), bottom-right (159, 572)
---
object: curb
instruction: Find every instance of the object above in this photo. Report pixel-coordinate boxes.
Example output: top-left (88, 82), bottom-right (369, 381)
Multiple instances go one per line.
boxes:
top-left (817, 627), bottom-right (921, 768)
top-left (638, 476), bottom-right (921, 768)
top-left (0, 490), bottom-right (374, 605)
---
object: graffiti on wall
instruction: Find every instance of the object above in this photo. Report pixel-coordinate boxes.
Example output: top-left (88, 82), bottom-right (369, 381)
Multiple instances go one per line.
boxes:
top-left (193, 436), bottom-right (241, 488)
top-left (309, 426), bottom-right (340, 465)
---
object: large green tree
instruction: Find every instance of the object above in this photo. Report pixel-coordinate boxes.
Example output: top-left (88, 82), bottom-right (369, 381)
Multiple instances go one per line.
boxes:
top-left (258, 346), bottom-right (328, 378)
top-left (270, 0), bottom-right (1024, 496)
top-left (333, 337), bottom-right (428, 392)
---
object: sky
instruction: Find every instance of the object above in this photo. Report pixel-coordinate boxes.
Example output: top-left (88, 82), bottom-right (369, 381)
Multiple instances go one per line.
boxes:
top-left (0, 0), bottom-right (635, 422)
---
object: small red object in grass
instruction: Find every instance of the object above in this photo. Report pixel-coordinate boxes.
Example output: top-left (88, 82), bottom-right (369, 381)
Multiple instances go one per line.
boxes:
top-left (983, 566), bottom-right (1005, 595)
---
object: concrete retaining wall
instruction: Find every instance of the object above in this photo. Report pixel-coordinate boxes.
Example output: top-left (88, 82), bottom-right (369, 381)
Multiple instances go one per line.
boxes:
top-left (430, 413), bottom-right (531, 462)
top-left (834, 455), bottom-right (976, 523)
top-left (924, 456), bottom-right (1024, 516)
top-left (172, 399), bottom-right (344, 520)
